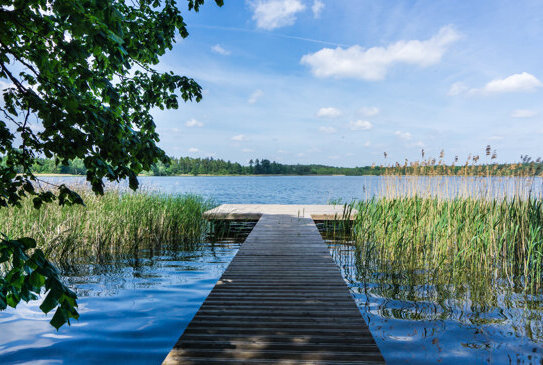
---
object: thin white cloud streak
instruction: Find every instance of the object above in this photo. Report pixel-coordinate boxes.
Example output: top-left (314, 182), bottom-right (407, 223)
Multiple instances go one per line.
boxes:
top-left (192, 24), bottom-right (349, 47)
top-left (231, 134), bottom-right (248, 141)
top-left (359, 106), bottom-right (379, 117)
top-left (211, 44), bottom-right (231, 55)
top-left (250, 0), bottom-right (306, 30)
top-left (248, 89), bottom-right (264, 104)
top-left (185, 118), bottom-right (204, 127)
top-left (395, 130), bottom-right (412, 140)
top-left (447, 82), bottom-right (468, 96)
top-left (301, 26), bottom-right (461, 81)
top-left (511, 109), bottom-right (538, 118)
top-left (318, 126), bottom-right (337, 134)
top-left (316, 107), bottom-right (342, 118)
top-left (188, 147), bottom-right (199, 153)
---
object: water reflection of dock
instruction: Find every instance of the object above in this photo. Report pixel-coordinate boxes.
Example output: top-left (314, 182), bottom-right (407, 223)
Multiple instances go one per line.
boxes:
top-left (163, 204), bottom-right (384, 364)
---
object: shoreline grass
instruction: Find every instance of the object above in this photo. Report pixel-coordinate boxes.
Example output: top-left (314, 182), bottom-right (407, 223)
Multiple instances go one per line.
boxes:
top-left (0, 190), bottom-right (214, 263)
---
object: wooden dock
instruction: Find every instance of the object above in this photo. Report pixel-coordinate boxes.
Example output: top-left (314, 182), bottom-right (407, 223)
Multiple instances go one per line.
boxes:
top-left (163, 205), bottom-right (384, 364)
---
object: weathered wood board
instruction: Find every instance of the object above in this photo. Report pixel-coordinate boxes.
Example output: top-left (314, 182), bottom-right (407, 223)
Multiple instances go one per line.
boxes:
top-left (163, 206), bottom-right (383, 364)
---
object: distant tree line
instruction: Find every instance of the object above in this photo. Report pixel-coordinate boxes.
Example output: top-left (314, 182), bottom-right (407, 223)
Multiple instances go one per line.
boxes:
top-left (23, 157), bottom-right (381, 176)
top-left (18, 156), bottom-right (543, 177)
top-left (141, 157), bottom-right (384, 176)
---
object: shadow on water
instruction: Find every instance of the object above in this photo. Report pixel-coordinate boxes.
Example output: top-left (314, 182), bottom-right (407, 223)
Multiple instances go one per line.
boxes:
top-left (317, 226), bottom-right (543, 364)
top-left (0, 224), bottom-right (256, 364)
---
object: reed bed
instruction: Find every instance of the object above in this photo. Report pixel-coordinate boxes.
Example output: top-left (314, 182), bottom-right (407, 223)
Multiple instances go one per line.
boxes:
top-left (347, 151), bottom-right (543, 291)
top-left (352, 196), bottom-right (543, 289)
top-left (0, 189), bottom-right (214, 262)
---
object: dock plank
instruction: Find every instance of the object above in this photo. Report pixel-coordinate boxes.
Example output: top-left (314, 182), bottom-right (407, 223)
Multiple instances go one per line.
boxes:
top-left (163, 209), bottom-right (383, 364)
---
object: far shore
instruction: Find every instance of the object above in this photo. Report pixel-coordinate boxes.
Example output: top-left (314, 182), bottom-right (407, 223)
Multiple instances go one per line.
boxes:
top-left (32, 173), bottom-right (351, 177)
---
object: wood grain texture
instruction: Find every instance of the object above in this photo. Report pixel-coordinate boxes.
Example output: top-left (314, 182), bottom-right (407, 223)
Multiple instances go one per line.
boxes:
top-left (163, 211), bottom-right (383, 365)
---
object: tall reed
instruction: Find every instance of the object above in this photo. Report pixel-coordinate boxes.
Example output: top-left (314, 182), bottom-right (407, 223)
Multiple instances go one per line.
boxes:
top-left (348, 150), bottom-right (543, 291)
top-left (352, 196), bottom-right (543, 290)
top-left (0, 189), bottom-right (214, 262)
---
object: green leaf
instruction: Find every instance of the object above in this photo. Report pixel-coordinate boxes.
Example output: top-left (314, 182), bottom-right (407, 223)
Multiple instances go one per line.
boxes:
top-left (6, 293), bottom-right (19, 308)
top-left (39, 289), bottom-right (61, 314)
top-left (50, 308), bottom-right (69, 330)
top-left (29, 271), bottom-right (45, 289)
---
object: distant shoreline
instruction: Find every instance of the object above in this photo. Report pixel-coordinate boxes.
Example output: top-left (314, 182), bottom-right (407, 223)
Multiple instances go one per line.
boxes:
top-left (34, 173), bottom-right (352, 177)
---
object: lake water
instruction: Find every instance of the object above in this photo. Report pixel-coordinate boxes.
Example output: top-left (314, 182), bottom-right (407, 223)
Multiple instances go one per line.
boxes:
top-left (2, 175), bottom-right (543, 363)
top-left (326, 238), bottom-right (543, 364)
top-left (0, 239), bottom-right (243, 364)
top-left (43, 175), bottom-right (543, 203)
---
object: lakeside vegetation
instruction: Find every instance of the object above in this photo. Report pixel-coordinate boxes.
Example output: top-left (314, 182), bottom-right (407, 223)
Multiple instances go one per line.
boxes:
top-left (351, 195), bottom-right (543, 290)
top-left (321, 160), bottom-right (543, 293)
top-left (21, 153), bottom-right (543, 177)
top-left (0, 190), bottom-right (213, 263)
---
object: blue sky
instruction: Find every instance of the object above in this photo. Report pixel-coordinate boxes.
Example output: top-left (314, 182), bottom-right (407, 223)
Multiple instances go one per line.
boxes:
top-left (119, 1), bottom-right (543, 165)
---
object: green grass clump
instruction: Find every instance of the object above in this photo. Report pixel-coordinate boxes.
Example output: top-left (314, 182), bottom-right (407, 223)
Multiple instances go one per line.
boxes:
top-left (0, 190), bottom-right (214, 261)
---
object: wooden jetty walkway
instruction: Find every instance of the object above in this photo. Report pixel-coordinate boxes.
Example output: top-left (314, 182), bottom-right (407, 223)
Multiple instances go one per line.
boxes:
top-left (163, 205), bottom-right (384, 364)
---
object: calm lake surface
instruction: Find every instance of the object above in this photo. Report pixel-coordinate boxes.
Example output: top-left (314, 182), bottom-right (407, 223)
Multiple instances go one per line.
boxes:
top-left (42, 175), bottom-right (543, 203)
top-left (1, 175), bottom-right (542, 363)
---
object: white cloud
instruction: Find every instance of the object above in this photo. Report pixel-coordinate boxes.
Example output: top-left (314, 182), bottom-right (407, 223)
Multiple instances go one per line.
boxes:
top-left (242, 148), bottom-right (254, 152)
top-left (359, 106), bottom-right (379, 117)
top-left (480, 72), bottom-right (542, 94)
top-left (489, 135), bottom-right (504, 141)
top-left (185, 118), bottom-right (204, 127)
top-left (211, 44), bottom-right (231, 56)
top-left (301, 26), bottom-right (460, 81)
top-left (318, 126), bottom-right (337, 134)
top-left (312, 0), bottom-right (324, 18)
top-left (452, 73), bottom-right (543, 96)
top-left (250, 0), bottom-right (306, 30)
top-left (349, 120), bottom-right (373, 130)
top-left (248, 89), bottom-right (264, 104)
top-left (395, 130), bottom-right (412, 140)
top-left (231, 134), bottom-right (248, 141)
top-left (364, 141), bottom-right (371, 147)
top-left (188, 147), bottom-right (199, 153)
top-left (511, 109), bottom-right (538, 118)
top-left (316, 107), bottom-right (342, 118)
top-left (447, 82), bottom-right (468, 96)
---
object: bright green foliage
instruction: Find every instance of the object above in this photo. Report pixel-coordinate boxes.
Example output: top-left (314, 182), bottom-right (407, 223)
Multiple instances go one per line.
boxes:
top-left (0, 0), bottom-right (222, 327)
top-left (0, 236), bottom-right (78, 329)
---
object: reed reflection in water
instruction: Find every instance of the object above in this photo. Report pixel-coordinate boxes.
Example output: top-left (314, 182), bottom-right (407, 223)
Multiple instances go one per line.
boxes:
top-left (326, 238), bottom-right (543, 364)
top-left (0, 235), bottom-right (246, 364)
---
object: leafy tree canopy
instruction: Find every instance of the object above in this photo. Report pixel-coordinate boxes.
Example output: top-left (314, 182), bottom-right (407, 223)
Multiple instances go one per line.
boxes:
top-left (0, 0), bottom-right (222, 328)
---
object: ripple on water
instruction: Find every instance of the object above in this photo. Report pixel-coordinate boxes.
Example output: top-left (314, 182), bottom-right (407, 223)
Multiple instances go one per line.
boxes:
top-left (328, 241), bottom-right (543, 364)
top-left (0, 242), bottom-right (240, 364)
